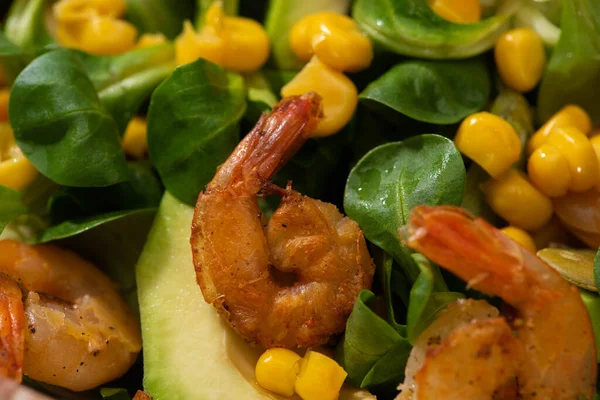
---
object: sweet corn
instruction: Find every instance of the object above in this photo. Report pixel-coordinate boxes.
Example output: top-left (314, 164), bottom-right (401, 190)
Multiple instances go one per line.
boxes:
top-left (53, 0), bottom-right (127, 23)
top-left (482, 169), bottom-right (553, 231)
top-left (54, 0), bottom-right (137, 55)
top-left (0, 123), bottom-right (37, 190)
top-left (282, 56), bottom-right (357, 137)
top-left (175, 3), bottom-right (269, 73)
top-left (527, 105), bottom-right (592, 154)
top-left (255, 348), bottom-right (301, 397)
top-left (136, 33), bottom-right (167, 49)
top-left (122, 117), bottom-right (148, 159)
top-left (427, 0), bottom-right (481, 24)
top-left (527, 144), bottom-right (572, 197)
top-left (494, 28), bottom-right (546, 93)
top-left (454, 112), bottom-right (521, 178)
top-left (0, 88), bottom-right (9, 122)
top-left (289, 12), bottom-right (373, 72)
top-left (295, 350), bottom-right (347, 400)
top-left (545, 127), bottom-right (599, 192)
top-left (500, 226), bottom-right (536, 253)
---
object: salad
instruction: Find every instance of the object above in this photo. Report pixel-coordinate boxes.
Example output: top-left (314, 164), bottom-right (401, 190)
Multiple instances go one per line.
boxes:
top-left (0, 0), bottom-right (599, 399)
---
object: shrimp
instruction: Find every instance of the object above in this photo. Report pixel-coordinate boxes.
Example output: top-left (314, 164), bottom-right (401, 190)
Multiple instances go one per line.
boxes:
top-left (401, 205), bottom-right (597, 400)
top-left (0, 239), bottom-right (141, 391)
top-left (190, 93), bottom-right (375, 349)
top-left (553, 189), bottom-right (600, 248)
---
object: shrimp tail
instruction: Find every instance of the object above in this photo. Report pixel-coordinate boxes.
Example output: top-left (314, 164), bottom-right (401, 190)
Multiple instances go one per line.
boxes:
top-left (0, 278), bottom-right (24, 382)
top-left (208, 92), bottom-right (322, 193)
top-left (401, 205), bottom-right (530, 305)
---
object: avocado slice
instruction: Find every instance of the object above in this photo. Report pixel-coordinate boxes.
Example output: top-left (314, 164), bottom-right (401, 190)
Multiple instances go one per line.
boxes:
top-left (136, 192), bottom-right (375, 400)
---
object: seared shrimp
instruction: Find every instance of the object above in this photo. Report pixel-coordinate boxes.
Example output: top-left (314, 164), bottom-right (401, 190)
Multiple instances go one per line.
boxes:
top-left (191, 93), bottom-right (375, 349)
top-left (0, 239), bottom-right (141, 391)
top-left (402, 205), bottom-right (597, 400)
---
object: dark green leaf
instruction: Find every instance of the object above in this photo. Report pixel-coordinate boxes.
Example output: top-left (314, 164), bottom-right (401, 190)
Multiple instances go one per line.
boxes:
top-left (360, 58), bottom-right (491, 124)
top-left (407, 254), bottom-right (464, 344)
top-left (265, 0), bottom-right (350, 69)
top-left (376, 249), bottom-right (409, 332)
top-left (352, 0), bottom-right (510, 59)
top-left (76, 44), bottom-right (175, 131)
top-left (100, 388), bottom-right (130, 400)
top-left (0, 185), bottom-right (28, 234)
top-left (147, 58), bottom-right (246, 205)
top-left (48, 162), bottom-right (163, 224)
top-left (335, 290), bottom-right (406, 387)
top-left (580, 289), bottom-right (600, 363)
top-left (10, 49), bottom-right (129, 187)
top-left (537, 0), bottom-right (600, 124)
top-left (124, 0), bottom-right (195, 39)
top-left (38, 208), bottom-right (156, 243)
top-left (344, 134), bottom-right (466, 282)
top-left (360, 339), bottom-right (411, 395)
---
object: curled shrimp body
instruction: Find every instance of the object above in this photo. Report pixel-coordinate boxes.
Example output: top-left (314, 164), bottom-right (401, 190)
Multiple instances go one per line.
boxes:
top-left (402, 205), bottom-right (597, 400)
top-left (191, 93), bottom-right (375, 348)
top-left (0, 239), bottom-right (142, 391)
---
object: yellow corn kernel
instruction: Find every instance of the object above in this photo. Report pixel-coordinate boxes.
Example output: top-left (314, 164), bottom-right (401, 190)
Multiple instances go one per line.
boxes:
top-left (527, 105), bottom-right (592, 154)
top-left (175, 3), bottom-right (269, 73)
top-left (494, 28), bottom-right (546, 93)
top-left (545, 127), bottom-right (599, 192)
top-left (62, 16), bottom-right (138, 55)
top-left (295, 350), bottom-right (347, 400)
top-left (289, 12), bottom-right (373, 72)
top-left (282, 56), bottom-right (357, 137)
top-left (255, 348), bottom-right (301, 397)
top-left (0, 88), bottom-right (9, 122)
top-left (527, 144), bottom-right (572, 198)
top-left (427, 0), bottom-right (481, 24)
top-left (136, 33), bottom-right (167, 49)
top-left (0, 123), bottom-right (37, 190)
top-left (175, 21), bottom-right (225, 66)
top-left (53, 0), bottom-right (127, 23)
top-left (122, 117), bottom-right (148, 159)
top-left (482, 169), bottom-right (553, 231)
top-left (500, 226), bottom-right (537, 253)
top-left (454, 112), bottom-right (521, 178)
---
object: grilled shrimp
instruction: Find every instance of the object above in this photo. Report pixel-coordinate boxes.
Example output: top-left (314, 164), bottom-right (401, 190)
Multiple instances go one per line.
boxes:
top-left (191, 93), bottom-right (375, 349)
top-left (401, 205), bottom-right (597, 400)
top-left (0, 239), bottom-right (141, 391)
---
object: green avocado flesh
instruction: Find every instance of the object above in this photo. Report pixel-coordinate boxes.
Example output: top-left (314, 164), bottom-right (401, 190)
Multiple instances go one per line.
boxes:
top-left (136, 192), bottom-right (375, 400)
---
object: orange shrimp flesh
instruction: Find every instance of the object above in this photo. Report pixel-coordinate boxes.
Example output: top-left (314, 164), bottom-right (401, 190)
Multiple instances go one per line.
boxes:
top-left (191, 93), bottom-right (375, 349)
top-left (0, 239), bottom-right (141, 391)
top-left (403, 205), bottom-right (597, 400)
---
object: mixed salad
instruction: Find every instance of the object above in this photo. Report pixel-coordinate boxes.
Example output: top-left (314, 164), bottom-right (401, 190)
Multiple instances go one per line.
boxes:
top-left (0, 0), bottom-right (599, 399)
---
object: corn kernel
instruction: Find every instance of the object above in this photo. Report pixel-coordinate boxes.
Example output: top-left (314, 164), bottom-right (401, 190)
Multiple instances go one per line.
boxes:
top-left (0, 88), bottom-right (9, 122)
top-left (122, 117), bottom-right (148, 159)
top-left (0, 123), bottom-right (37, 190)
top-left (527, 105), bottom-right (592, 154)
top-left (545, 127), bottom-right (599, 192)
top-left (295, 350), bottom-right (347, 400)
top-left (282, 56), bottom-right (357, 137)
top-left (454, 112), bottom-right (521, 178)
top-left (427, 0), bottom-right (481, 24)
top-left (527, 144), bottom-right (571, 197)
top-left (482, 169), bottom-right (553, 231)
top-left (500, 226), bottom-right (537, 253)
top-left (53, 0), bottom-right (128, 23)
top-left (290, 12), bottom-right (373, 72)
top-left (175, 3), bottom-right (269, 73)
top-left (494, 28), bottom-right (546, 93)
top-left (255, 348), bottom-right (301, 397)
top-left (136, 33), bottom-right (167, 49)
